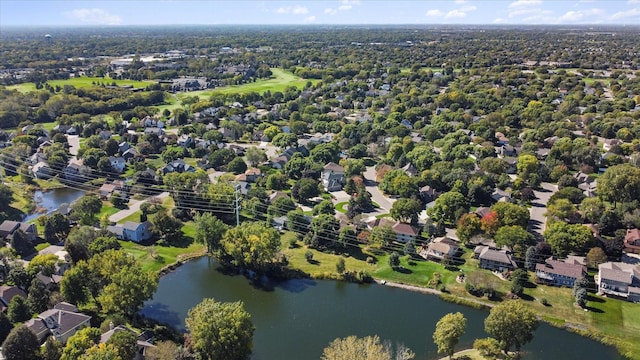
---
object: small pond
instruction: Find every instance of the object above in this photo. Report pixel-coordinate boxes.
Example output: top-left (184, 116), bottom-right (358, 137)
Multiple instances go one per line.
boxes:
top-left (23, 187), bottom-right (85, 222)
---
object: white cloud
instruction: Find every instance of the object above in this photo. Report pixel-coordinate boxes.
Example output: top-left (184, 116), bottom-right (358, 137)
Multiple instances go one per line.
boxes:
top-left (65, 8), bottom-right (122, 25)
top-left (509, 0), bottom-right (542, 8)
top-left (426, 9), bottom-right (444, 17)
top-left (325, 0), bottom-right (361, 15)
top-left (293, 6), bottom-right (309, 14)
top-left (557, 8), bottom-right (603, 22)
top-left (493, 18), bottom-right (507, 23)
top-left (304, 15), bottom-right (316, 22)
top-left (454, 0), bottom-right (467, 3)
top-left (508, 8), bottom-right (540, 18)
top-left (460, 5), bottom-right (477, 12)
top-left (628, 0), bottom-right (640, 4)
top-left (446, 9), bottom-right (467, 18)
top-left (276, 5), bottom-right (309, 15)
top-left (610, 7), bottom-right (640, 19)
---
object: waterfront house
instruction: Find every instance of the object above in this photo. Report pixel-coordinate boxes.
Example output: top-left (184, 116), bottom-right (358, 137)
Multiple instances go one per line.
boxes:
top-left (535, 258), bottom-right (586, 287)
top-left (597, 262), bottom-right (640, 302)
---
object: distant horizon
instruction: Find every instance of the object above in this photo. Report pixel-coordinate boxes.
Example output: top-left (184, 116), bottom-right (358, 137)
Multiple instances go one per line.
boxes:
top-left (1, 1), bottom-right (639, 27)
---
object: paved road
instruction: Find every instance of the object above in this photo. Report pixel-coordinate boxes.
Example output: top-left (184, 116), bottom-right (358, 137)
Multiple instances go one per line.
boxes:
top-left (529, 182), bottom-right (558, 239)
top-left (109, 191), bottom-right (170, 223)
top-left (363, 166), bottom-right (396, 212)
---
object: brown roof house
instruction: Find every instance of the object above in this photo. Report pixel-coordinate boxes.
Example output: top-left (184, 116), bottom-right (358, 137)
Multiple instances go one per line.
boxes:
top-left (624, 229), bottom-right (640, 254)
top-left (391, 221), bottom-right (419, 243)
top-left (535, 258), bottom-right (586, 287)
top-left (26, 306), bottom-right (91, 344)
top-left (474, 246), bottom-right (517, 272)
top-left (0, 220), bottom-right (38, 242)
top-left (420, 237), bottom-right (460, 261)
top-left (597, 262), bottom-right (640, 302)
top-left (0, 285), bottom-right (27, 312)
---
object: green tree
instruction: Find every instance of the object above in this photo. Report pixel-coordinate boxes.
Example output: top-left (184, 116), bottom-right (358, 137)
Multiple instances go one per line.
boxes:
top-left (106, 330), bottom-right (137, 360)
top-left (597, 164), bottom-right (640, 207)
top-left (227, 157), bottom-right (248, 174)
top-left (456, 213), bottom-right (482, 245)
top-left (313, 199), bottom-right (335, 215)
top-left (484, 300), bottom-right (539, 354)
top-left (390, 198), bottom-right (422, 224)
top-left (495, 225), bottom-right (534, 255)
top-left (89, 236), bottom-right (122, 256)
top-left (266, 173), bottom-right (288, 190)
top-left (491, 202), bottom-right (530, 229)
top-left (368, 225), bottom-right (395, 248)
top-left (292, 178), bottom-right (320, 203)
top-left (544, 221), bottom-right (595, 257)
top-left (218, 222), bottom-right (281, 271)
top-left (43, 213), bottom-right (70, 244)
top-left (271, 132), bottom-right (298, 148)
top-left (1, 325), bottom-right (41, 360)
top-left (60, 261), bottom-right (99, 305)
top-left (194, 212), bottom-right (228, 254)
top-left (27, 278), bottom-right (50, 314)
top-left (71, 195), bottom-right (103, 225)
top-left (80, 343), bottom-right (122, 360)
top-left (61, 327), bottom-right (102, 360)
top-left (0, 312), bottom-right (13, 345)
top-left (144, 341), bottom-right (178, 360)
top-left (433, 312), bottom-right (467, 359)
top-left (473, 338), bottom-right (502, 359)
top-left (151, 210), bottom-right (183, 244)
top-left (586, 247), bottom-right (607, 268)
top-left (65, 226), bottom-right (102, 264)
top-left (245, 147), bottom-right (267, 167)
top-left (336, 258), bottom-right (346, 274)
top-left (41, 337), bottom-right (63, 360)
top-left (388, 252), bottom-right (400, 269)
top-left (517, 154), bottom-right (539, 176)
top-left (186, 298), bottom-right (255, 360)
top-left (427, 191), bottom-right (469, 226)
top-left (308, 214), bottom-right (340, 250)
top-left (580, 197), bottom-right (605, 224)
top-left (26, 253), bottom-right (59, 277)
top-left (7, 296), bottom-right (31, 323)
top-left (321, 335), bottom-right (392, 360)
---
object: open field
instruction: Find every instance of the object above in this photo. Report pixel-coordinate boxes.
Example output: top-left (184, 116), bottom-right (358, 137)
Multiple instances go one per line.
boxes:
top-left (119, 237), bottom-right (205, 273)
top-left (8, 77), bottom-right (156, 93)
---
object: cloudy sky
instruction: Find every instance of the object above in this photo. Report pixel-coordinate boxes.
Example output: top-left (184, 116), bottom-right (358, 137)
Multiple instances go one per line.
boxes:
top-left (1, 0), bottom-right (639, 26)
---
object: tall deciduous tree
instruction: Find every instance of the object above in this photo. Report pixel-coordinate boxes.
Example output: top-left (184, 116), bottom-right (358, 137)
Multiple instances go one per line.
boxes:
top-left (390, 198), bottom-right (422, 224)
top-left (71, 195), bottom-right (103, 225)
top-left (218, 222), bottom-right (281, 271)
top-left (1, 325), bottom-right (41, 360)
top-left (597, 164), bottom-right (640, 207)
top-left (61, 327), bottom-right (102, 360)
top-left (433, 312), bottom-right (467, 359)
top-left (245, 147), bottom-right (267, 167)
top-left (544, 221), bottom-right (595, 257)
top-left (427, 191), bottom-right (469, 226)
top-left (494, 225), bottom-right (534, 255)
top-left (484, 300), bottom-right (538, 354)
top-left (321, 335), bottom-right (392, 360)
top-left (44, 213), bottom-right (70, 244)
top-left (491, 202), bottom-right (530, 229)
top-left (456, 213), bottom-right (482, 244)
top-left (186, 298), bottom-right (254, 360)
top-left (0, 312), bottom-right (13, 345)
top-left (194, 212), bottom-right (228, 254)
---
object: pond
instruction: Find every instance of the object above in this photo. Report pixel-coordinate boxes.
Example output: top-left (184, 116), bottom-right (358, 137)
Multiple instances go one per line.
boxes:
top-left (23, 187), bottom-right (85, 222)
top-left (141, 257), bottom-right (622, 360)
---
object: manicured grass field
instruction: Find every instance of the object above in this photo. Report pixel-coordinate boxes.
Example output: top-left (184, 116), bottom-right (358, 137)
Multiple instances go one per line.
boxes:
top-left (119, 237), bottom-right (205, 273)
top-left (8, 77), bottom-right (156, 93)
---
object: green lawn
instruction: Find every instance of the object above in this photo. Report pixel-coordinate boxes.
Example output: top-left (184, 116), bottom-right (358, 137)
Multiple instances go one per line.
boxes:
top-left (119, 238), bottom-right (205, 273)
top-left (8, 77), bottom-right (156, 93)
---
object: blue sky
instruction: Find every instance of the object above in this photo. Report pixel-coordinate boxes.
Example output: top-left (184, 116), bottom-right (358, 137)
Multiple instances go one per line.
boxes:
top-left (1, 1), bottom-right (639, 26)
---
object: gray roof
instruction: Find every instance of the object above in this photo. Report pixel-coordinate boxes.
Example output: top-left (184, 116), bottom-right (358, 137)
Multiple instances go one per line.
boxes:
top-left (599, 262), bottom-right (640, 284)
top-left (38, 309), bottom-right (91, 335)
top-left (477, 246), bottom-right (516, 266)
top-left (536, 259), bottom-right (586, 279)
top-left (0, 220), bottom-right (20, 233)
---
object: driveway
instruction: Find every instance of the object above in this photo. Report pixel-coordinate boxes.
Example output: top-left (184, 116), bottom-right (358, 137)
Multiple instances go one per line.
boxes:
top-left (66, 135), bottom-right (80, 158)
top-left (529, 182), bottom-right (558, 239)
top-left (363, 166), bottom-right (396, 212)
top-left (109, 191), bottom-right (170, 223)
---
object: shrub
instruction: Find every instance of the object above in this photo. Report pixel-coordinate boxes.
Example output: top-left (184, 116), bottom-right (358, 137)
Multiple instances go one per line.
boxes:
top-left (304, 251), bottom-right (314, 262)
top-left (474, 338), bottom-right (502, 359)
top-left (366, 256), bottom-right (375, 265)
top-left (541, 298), bottom-right (550, 306)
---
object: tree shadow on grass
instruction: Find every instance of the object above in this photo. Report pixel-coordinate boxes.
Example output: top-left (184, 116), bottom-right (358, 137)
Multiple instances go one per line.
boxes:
top-left (585, 305), bottom-right (604, 313)
top-left (394, 266), bottom-right (413, 274)
top-left (587, 294), bottom-right (605, 303)
top-left (519, 293), bottom-right (535, 301)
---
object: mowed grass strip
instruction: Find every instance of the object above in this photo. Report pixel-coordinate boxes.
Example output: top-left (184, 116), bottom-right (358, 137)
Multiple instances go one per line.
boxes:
top-left (8, 77), bottom-right (156, 93)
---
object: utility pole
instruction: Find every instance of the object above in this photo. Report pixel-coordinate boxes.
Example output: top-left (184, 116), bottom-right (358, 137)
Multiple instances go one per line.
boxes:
top-left (235, 184), bottom-right (241, 226)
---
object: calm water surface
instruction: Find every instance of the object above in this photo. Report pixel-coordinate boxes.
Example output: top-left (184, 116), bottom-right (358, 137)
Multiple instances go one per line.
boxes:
top-left (141, 257), bottom-right (622, 360)
top-left (23, 188), bottom-right (85, 222)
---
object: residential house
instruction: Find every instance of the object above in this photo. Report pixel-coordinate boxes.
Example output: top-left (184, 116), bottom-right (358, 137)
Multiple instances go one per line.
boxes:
top-left (419, 185), bottom-right (439, 203)
top-left (503, 157), bottom-right (518, 174)
top-left (64, 159), bottom-right (90, 183)
top-left (272, 216), bottom-right (287, 231)
top-left (32, 161), bottom-right (53, 179)
top-left (602, 139), bottom-right (622, 152)
top-left (491, 189), bottom-right (511, 203)
top-left (99, 181), bottom-right (124, 198)
top-left (535, 258), bottom-right (587, 287)
top-left (0, 220), bottom-right (38, 241)
top-left (100, 324), bottom-right (155, 360)
top-left (177, 134), bottom-right (193, 148)
top-left (268, 191), bottom-right (289, 204)
top-left (118, 141), bottom-right (131, 154)
top-left (499, 144), bottom-right (518, 157)
top-left (107, 221), bottom-right (153, 243)
top-left (597, 262), bottom-right (640, 302)
top-left (625, 229), bottom-right (640, 254)
top-left (474, 246), bottom-right (517, 272)
top-left (98, 130), bottom-right (112, 141)
top-left (321, 162), bottom-right (345, 192)
top-left (420, 237), bottom-right (460, 261)
top-left (0, 285), bottom-right (27, 312)
top-left (401, 163), bottom-right (418, 177)
top-left (122, 148), bottom-right (140, 161)
top-left (27, 307), bottom-right (91, 344)
top-left (160, 159), bottom-right (194, 174)
top-left (244, 168), bottom-right (262, 183)
top-left (144, 127), bottom-right (165, 137)
top-left (392, 221), bottom-right (420, 243)
top-left (109, 156), bottom-right (126, 173)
